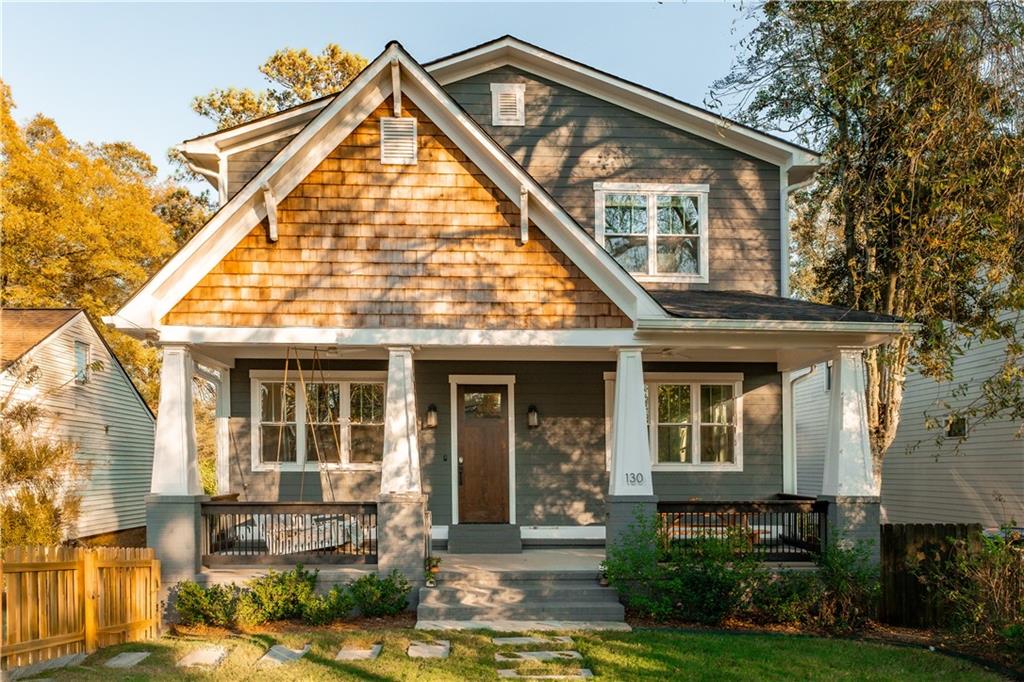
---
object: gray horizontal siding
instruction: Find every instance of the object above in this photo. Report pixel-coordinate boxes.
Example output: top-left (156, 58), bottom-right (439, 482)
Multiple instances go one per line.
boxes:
top-left (226, 136), bottom-right (293, 199)
top-left (444, 66), bottom-right (782, 295)
top-left (227, 359), bottom-right (784, 524)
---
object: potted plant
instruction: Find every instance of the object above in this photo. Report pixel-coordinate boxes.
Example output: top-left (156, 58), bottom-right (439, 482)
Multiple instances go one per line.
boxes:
top-left (424, 556), bottom-right (442, 587)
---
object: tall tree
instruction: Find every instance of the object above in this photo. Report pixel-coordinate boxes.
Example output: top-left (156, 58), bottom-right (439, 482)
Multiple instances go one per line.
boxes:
top-left (710, 1), bottom-right (1024, 474)
top-left (0, 82), bottom-right (212, 405)
top-left (192, 44), bottom-right (368, 130)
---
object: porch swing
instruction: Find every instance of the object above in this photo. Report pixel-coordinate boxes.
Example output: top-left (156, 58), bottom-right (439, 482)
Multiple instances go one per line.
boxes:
top-left (231, 346), bottom-right (374, 558)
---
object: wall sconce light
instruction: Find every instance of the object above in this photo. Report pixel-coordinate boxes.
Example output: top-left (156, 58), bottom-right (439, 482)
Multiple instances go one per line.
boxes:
top-left (425, 404), bottom-right (438, 429)
top-left (527, 404), bottom-right (540, 428)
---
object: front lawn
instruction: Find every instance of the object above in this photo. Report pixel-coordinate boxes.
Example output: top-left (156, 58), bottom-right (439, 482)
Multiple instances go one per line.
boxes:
top-left (42, 626), bottom-right (1005, 681)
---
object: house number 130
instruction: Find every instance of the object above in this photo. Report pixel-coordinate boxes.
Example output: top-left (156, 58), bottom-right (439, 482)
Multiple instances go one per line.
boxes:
top-left (625, 472), bottom-right (645, 486)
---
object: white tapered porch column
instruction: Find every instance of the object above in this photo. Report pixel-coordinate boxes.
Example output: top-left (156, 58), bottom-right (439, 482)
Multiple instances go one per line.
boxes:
top-left (380, 346), bottom-right (422, 496)
top-left (215, 368), bottom-right (231, 495)
top-left (147, 344), bottom-right (205, 582)
top-left (377, 346), bottom-right (426, 590)
top-left (606, 347), bottom-right (658, 546)
top-left (152, 345), bottom-right (200, 495)
top-left (820, 347), bottom-right (880, 559)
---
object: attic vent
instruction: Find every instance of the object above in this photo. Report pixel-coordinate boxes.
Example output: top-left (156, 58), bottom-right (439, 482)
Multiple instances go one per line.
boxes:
top-left (380, 117), bottom-right (417, 164)
top-left (490, 83), bottom-right (526, 126)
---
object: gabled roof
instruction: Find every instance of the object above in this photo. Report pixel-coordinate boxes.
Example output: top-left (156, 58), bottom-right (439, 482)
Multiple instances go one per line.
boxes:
top-left (426, 35), bottom-right (819, 182)
top-left (1, 308), bottom-right (155, 419)
top-left (177, 35), bottom-right (820, 185)
top-left (111, 41), bottom-right (667, 333)
top-left (1, 308), bottom-right (80, 369)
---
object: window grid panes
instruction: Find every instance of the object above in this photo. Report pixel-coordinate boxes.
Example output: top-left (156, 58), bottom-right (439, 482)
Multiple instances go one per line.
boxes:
top-left (647, 382), bottom-right (737, 466)
top-left (257, 379), bottom-right (385, 467)
top-left (599, 188), bottom-right (706, 278)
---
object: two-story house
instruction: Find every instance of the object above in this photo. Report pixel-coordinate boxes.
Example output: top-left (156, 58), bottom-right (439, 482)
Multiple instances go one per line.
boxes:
top-left (107, 37), bottom-right (904, 616)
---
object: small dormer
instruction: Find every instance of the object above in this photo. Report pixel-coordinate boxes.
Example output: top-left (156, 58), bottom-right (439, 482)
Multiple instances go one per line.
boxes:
top-left (490, 83), bottom-right (526, 126)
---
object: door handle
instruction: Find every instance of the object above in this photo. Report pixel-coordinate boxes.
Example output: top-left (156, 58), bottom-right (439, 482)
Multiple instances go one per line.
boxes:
top-left (458, 457), bottom-right (464, 486)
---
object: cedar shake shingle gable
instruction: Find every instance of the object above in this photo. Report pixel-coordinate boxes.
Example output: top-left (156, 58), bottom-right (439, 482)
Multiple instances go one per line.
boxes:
top-left (0, 308), bottom-right (80, 369)
top-left (164, 99), bottom-right (631, 330)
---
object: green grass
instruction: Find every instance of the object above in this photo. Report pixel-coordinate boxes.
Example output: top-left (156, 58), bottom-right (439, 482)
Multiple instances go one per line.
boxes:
top-left (39, 627), bottom-right (1002, 681)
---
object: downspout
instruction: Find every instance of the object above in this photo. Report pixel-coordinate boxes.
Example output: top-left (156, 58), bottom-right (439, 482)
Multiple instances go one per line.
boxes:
top-left (782, 365), bottom-right (817, 494)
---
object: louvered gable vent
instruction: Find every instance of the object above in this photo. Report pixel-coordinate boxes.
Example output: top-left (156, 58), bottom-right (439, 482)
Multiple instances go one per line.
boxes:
top-left (490, 83), bottom-right (526, 126)
top-left (380, 117), bottom-right (417, 164)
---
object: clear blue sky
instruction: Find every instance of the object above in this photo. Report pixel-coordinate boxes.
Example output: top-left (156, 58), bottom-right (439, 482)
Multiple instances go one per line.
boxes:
top-left (2, 2), bottom-right (753, 189)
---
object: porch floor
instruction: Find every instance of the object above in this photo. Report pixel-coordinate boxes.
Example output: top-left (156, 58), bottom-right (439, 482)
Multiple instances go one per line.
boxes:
top-left (434, 548), bottom-right (605, 574)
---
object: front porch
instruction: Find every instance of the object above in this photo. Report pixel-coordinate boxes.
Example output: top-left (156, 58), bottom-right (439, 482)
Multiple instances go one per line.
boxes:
top-left (142, 329), bottom-right (884, 598)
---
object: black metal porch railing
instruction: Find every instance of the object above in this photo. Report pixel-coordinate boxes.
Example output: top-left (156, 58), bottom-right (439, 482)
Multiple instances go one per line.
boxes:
top-left (200, 501), bottom-right (377, 566)
top-left (657, 498), bottom-right (829, 562)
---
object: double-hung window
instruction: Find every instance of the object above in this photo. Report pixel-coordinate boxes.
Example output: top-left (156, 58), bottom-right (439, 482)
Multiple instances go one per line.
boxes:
top-left (251, 371), bottom-right (386, 470)
top-left (594, 182), bottom-right (709, 283)
top-left (604, 372), bottom-right (743, 471)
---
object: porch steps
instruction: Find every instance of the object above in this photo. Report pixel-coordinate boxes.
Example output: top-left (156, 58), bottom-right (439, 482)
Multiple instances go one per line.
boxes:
top-left (416, 569), bottom-right (625, 624)
top-left (447, 524), bottom-right (522, 554)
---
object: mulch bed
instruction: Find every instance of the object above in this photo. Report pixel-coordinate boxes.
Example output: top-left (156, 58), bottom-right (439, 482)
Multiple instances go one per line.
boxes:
top-left (169, 612), bottom-right (417, 639)
top-left (625, 614), bottom-right (1023, 679)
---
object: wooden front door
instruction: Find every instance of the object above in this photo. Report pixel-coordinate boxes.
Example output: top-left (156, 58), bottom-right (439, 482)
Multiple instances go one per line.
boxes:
top-left (457, 384), bottom-right (510, 524)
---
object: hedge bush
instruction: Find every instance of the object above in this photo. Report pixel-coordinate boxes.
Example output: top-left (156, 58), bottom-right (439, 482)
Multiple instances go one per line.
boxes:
top-left (602, 512), bottom-right (878, 631)
top-left (172, 564), bottom-right (409, 627)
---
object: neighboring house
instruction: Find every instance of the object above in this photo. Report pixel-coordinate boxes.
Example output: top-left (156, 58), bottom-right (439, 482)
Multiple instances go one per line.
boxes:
top-left (0, 308), bottom-right (155, 542)
top-left (796, 312), bottom-right (1024, 528)
top-left (107, 36), bottom-right (904, 587)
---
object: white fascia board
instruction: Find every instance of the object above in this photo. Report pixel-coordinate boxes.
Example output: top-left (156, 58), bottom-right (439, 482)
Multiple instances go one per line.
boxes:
top-left (113, 47), bottom-right (397, 330)
top-left (178, 98), bottom-right (331, 157)
top-left (157, 325), bottom-right (641, 347)
top-left (427, 38), bottom-right (820, 170)
top-left (400, 61), bottom-right (664, 320)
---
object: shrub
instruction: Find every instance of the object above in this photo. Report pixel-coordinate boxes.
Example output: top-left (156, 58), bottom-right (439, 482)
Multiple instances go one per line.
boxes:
top-left (601, 513), bottom-right (671, 618)
top-left (236, 565), bottom-right (319, 625)
top-left (662, 529), bottom-right (765, 624)
top-left (811, 536), bottom-right (879, 632)
top-left (300, 585), bottom-right (355, 625)
top-left (173, 581), bottom-right (238, 626)
top-left (915, 526), bottom-right (1024, 637)
top-left (348, 570), bottom-right (411, 617)
top-left (748, 570), bottom-right (822, 625)
top-left (602, 513), bottom-right (764, 624)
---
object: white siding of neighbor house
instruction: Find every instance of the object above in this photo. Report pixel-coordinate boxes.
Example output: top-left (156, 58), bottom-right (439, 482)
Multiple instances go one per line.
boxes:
top-left (794, 367), bottom-right (829, 497)
top-left (795, 315), bottom-right (1024, 527)
top-left (0, 314), bottom-right (155, 538)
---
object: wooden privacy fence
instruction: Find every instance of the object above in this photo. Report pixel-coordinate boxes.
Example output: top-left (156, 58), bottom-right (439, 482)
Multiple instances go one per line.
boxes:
top-left (879, 523), bottom-right (982, 627)
top-left (1, 546), bottom-right (161, 671)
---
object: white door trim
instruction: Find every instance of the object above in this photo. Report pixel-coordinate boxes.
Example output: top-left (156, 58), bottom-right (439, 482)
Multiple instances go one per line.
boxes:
top-left (448, 374), bottom-right (516, 525)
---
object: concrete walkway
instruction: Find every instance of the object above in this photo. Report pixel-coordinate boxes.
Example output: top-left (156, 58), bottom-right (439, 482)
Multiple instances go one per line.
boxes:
top-left (434, 548), bottom-right (605, 573)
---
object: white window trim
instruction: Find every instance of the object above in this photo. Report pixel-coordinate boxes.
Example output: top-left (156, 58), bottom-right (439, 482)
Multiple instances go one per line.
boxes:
top-left (594, 182), bottom-right (710, 284)
top-left (250, 369), bottom-right (386, 472)
top-left (603, 371), bottom-right (743, 472)
top-left (448, 374), bottom-right (517, 525)
top-left (74, 340), bottom-right (91, 385)
top-left (490, 82), bottom-right (526, 126)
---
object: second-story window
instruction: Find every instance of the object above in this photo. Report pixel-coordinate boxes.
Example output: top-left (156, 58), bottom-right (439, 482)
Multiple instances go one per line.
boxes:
top-left (594, 182), bottom-right (709, 283)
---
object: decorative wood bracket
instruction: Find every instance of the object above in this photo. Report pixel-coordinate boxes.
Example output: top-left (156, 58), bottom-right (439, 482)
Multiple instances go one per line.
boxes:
top-left (391, 59), bottom-right (401, 116)
top-left (520, 185), bottom-right (529, 244)
top-left (262, 183), bottom-right (278, 242)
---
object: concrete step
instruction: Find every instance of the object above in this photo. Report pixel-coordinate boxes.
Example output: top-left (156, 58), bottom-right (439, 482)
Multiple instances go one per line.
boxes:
top-left (416, 602), bottom-right (625, 621)
top-left (436, 570), bottom-right (602, 585)
top-left (419, 586), bottom-right (619, 606)
top-left (447, 524), bottom-right (522, 554)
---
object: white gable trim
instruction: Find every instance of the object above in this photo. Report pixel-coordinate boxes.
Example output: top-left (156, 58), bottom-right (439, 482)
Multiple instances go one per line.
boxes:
top-left (426, 37), bottom-right (819, 176)
top-left (115, 43), bottom-right (665, 331)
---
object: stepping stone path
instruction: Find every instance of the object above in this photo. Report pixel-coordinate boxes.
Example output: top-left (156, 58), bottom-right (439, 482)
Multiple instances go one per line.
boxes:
top-left (177, 645), bottom-right (228, 668)
top-left (493, 636), bottom-right (573, 646)
top-left (496, 650), bottom-right (583, 662)
top-left (104, 652), bottom-right (151, 669)
top-left (335, 643), bottom-right (383, 661)
top-left (492, 635), bottom-right (593, 680)
top-left (407, 640), bottom-right (451, 659)
top-left (259, 643), bottom-right (311, 666)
